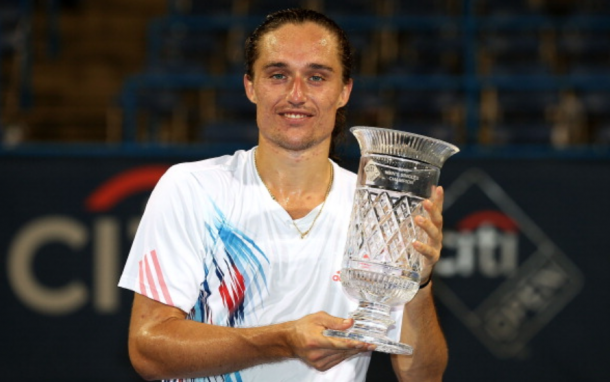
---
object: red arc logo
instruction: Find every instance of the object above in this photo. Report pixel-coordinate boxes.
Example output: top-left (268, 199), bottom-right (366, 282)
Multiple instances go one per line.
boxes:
top-left (85, 165), bottom-right (170, 212)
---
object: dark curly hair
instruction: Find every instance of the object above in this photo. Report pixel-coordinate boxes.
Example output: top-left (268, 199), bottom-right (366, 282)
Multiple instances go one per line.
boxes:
top-left (244, 8), bottom-right (354, 160)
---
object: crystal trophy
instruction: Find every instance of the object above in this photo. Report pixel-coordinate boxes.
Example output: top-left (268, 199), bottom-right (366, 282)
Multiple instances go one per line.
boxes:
top-left (324, 126), bottom-right (459, 355)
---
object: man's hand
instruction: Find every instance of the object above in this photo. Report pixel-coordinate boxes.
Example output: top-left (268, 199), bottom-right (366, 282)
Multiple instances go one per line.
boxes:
top-left (285, 312), bottom-right (374, 371)
top-left (413, 185), bottom-right (444, 284)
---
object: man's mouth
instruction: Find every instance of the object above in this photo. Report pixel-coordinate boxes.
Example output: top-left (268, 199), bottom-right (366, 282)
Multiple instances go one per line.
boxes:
top-left (281, 112), bottom-right (310, 120)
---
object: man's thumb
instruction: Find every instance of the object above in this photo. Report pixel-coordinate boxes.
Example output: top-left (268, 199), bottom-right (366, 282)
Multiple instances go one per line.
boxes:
top-left (325, 317), bottom-right (354, 330)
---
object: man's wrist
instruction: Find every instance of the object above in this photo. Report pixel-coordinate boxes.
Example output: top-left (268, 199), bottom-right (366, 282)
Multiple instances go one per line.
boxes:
top-left (419, 275), bottom-right (433, 289)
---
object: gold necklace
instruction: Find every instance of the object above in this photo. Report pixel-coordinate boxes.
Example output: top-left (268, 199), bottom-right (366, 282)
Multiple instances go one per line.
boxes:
top-left (253, 149), bottom-right (334, 239)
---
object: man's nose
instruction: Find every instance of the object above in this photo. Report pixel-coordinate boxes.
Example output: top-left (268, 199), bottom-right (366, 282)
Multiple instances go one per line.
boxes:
top-left (287, 77), bottom-right (307, 105)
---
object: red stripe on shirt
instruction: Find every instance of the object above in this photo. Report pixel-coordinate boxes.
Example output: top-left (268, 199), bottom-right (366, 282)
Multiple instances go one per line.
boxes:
top-left (138, 259), bottom-right (148, 296)
top-left (150, 250), bottom-right (174, 306)
top-left (143, 255), bottom-right (161, 301)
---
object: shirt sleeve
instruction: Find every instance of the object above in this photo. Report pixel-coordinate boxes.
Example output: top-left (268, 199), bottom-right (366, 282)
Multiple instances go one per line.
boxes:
top-left (118, 164), bottom-right (208, 314)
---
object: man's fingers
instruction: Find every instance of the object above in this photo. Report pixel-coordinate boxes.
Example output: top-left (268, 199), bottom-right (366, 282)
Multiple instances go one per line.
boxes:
top-left (322, 331), bottom-right (374, 351)
top-left (290, 312), bottom-right (375, 371)
top-left (313, 314), bottom-right (373, 351)
top-left (424, 191), bottom-right (444, 229)
top-left (313, 348), bottom-right (365, 371)
top-left (415, 214), bottom-right (441, 247)
top-left (431, 185), bottom-right (444, 212)
top-left (324, 317), bottom-right (354, 331)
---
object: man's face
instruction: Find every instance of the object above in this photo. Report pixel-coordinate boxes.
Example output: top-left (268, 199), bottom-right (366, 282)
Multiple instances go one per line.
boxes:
top-left (244, 22), bottom-right (353, 152)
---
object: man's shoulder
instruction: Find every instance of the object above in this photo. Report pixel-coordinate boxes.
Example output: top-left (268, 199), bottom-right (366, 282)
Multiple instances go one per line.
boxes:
top-left (168, 149), bottom-right (251, 178)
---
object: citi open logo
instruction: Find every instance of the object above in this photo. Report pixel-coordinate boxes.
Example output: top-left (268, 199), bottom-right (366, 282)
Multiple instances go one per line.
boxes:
top-left (434, 169), bottom-right (583, 358)
top-left (7, 165), bottom-right (169, 316)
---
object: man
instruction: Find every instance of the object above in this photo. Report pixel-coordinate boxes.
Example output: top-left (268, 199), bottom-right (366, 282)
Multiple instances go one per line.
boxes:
top-left (119, 8), bottom-right (448, 382)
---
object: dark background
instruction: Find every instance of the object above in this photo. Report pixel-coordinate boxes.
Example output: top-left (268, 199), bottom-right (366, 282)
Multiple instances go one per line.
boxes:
top-left (1, 154), bottom-right (607, 381)
top-left (2, 0), bottom-right (610, 380)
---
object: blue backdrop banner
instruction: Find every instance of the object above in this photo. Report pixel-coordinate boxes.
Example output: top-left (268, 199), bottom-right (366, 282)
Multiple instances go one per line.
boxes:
top-left (1, 155), bottom-right (607, 381)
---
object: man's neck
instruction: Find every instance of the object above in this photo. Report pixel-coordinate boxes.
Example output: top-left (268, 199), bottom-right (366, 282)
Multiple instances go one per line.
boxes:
top-left (254, 145), bottom-right (333, 219)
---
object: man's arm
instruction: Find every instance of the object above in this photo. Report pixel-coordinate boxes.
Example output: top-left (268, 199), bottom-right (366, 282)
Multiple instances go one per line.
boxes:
top-left (391, 285), bottom-right (448, 381)
top-left (128, 293), bottom-right (374, 381)
top-left (391, 186), bottom-right (449, 381)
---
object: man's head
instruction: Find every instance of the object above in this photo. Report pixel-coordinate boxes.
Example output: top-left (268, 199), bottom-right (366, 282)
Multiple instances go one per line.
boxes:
top-left (244, 9), bottom-right (354, 158)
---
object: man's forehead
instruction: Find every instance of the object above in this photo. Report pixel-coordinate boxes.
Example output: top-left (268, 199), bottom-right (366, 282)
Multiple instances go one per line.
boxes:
top-left (262, 22), bottom-right (337, 49)
top-left (257, 23), bottom-right (340, 65)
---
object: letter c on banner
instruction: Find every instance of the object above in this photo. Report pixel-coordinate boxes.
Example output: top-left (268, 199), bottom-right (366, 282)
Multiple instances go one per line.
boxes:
top-left (8, 216), bottom-right (88, 315)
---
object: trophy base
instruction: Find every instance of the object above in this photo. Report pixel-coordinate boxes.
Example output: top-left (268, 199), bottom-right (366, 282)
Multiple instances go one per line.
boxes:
top-left (324, 329), bottom-right (413, 355)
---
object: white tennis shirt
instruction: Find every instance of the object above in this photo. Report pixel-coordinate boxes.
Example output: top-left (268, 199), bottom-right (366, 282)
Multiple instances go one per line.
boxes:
top-left (119, 148), bottom-right (403, 382)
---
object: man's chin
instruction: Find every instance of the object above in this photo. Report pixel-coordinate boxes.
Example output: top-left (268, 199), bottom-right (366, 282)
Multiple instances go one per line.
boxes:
top-left (268, 136), bottom-right (328, 153)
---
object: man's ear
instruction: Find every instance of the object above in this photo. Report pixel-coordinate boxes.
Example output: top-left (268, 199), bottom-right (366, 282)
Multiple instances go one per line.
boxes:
top-left (244, 74), bottom-right (257, 104)
top-left (337, 78), bottom-right (353, 108)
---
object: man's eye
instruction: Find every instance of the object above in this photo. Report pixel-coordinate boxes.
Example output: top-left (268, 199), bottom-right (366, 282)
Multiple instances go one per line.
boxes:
top-left (271, 74), bottom-right (285, 80)
top-left (310, 75), bottom-right (324, 82)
